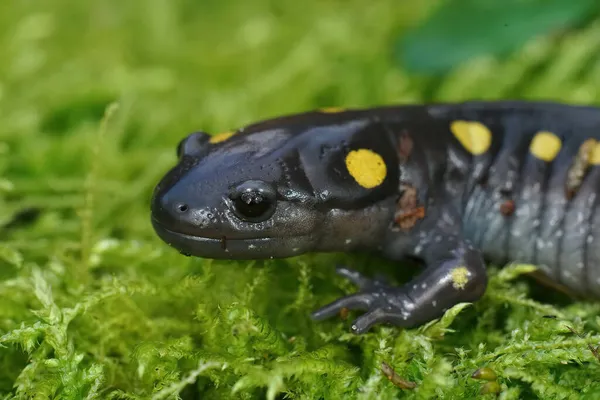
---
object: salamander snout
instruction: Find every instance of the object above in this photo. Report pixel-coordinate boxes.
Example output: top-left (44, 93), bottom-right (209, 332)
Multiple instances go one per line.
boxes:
top-left (150, 183), bottom-right (217, 237)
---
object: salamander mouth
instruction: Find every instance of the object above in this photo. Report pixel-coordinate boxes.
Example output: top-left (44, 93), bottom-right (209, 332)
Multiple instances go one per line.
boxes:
top-left (151, 217), bottom-right (310, 259)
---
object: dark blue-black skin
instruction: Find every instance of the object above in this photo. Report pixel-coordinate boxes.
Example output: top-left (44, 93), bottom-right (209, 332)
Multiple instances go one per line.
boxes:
top-left (151, 101), bottom-right (600, 334)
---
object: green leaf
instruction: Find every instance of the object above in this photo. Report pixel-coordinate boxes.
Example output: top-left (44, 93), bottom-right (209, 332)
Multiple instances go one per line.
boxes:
top-left (0, 244), bottom-right (23, 267)
top-left (397, 0), bottom-right (599, 74)
top-left (420, 302), bottom-right (472, 338)
top-left (496, 263), bottom-right (537, 282)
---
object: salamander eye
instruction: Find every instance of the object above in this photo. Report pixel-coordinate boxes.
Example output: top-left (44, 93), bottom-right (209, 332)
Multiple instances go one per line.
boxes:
top-left (228, 180), bottom-right (277, 222)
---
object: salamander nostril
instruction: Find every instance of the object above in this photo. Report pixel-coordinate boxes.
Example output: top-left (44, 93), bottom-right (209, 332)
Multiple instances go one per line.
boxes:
top-left (175, 203), bottom-right (189, 213)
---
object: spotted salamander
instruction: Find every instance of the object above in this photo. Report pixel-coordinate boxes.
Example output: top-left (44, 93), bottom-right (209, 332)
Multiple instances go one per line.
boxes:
top-left (150, 101), bottom-right (600, 334)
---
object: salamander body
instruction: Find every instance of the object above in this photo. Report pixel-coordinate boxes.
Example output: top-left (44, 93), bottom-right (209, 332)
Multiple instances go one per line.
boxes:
top-left (150, 101), bottom-right (600, 333)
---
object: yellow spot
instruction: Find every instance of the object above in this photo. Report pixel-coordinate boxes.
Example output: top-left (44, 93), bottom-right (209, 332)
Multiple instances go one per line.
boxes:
top-left (320, 107), bottom-right (345, 113)
top-left (451, 266), bottom-right (470, 290)
top-left (591, 141), bottom-right (600, 165)
top-left (530, 131), bottom-right (561, 162)
top-left (450, 120), bottom-right (492, 155)
top-left (345, 149), bottom-right (387, 189)
top-left (209, 131), bottom-right (235, 144)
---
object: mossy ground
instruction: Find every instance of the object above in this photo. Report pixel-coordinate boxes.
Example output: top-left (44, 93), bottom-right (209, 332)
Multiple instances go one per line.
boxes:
top-left (1, 1), bottom-right (600, 399)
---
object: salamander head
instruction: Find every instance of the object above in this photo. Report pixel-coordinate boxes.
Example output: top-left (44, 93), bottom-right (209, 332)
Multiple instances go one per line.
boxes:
top-left (150, 113), bottom-right (399, 260)
top-left (150, 128), bottom-right (326, 259)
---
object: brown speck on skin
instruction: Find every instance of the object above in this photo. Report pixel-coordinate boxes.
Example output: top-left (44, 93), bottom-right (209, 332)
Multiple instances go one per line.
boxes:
top-left (381, 362), bottom-right (417, 390)
top-left (499, 199), bottom-right (515, 216)
top-left (394, 184), bottom-right (425, 230)
top-left (340, 307), bottom-right (349, 320)
top-left (220, 236), bottom-right (227, 250)
top-left (395, 207), bottom-right (425, 229)
top-left (398, 131), bottom-right (414, 163)
top-left (566, 139), bottom-right (596, 199)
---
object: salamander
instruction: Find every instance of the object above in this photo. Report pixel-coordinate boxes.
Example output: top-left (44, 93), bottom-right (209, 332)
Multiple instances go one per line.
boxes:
top-left (150, 101), bottom-right (600, 334)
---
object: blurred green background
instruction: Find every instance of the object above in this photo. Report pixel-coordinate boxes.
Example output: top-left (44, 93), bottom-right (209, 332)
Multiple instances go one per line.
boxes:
top-left (2, 0), bottom-right (600, 399)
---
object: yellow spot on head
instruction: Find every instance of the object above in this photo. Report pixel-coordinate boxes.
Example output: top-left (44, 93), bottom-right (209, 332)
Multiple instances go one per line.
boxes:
top-left (450, 120), bottom-right (492, 156)
top-left (320, 107), bottom-right (345, 114)
top-left (209, 131), bottom-right (235, 144)
top-left (591, 141), bottom-right (600, 165)
top-left (530, 131), bottom-right (561, 162)
top-left (345, 149), bottom-right (387, 189)
top-left (451, 266), bottom-right (470, 290)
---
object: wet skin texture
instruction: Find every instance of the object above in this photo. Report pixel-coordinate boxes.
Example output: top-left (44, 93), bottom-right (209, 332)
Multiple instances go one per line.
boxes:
top-left (151, 101), bottom-right (600, 334)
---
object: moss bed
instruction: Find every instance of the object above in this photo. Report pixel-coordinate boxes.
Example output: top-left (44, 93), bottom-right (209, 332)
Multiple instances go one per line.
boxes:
top-left (1, 1), bottom-right (600, 399)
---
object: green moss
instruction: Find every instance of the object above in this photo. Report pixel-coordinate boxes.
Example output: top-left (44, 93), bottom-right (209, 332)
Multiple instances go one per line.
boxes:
top-left (1, 1), bottom-right (600, 399)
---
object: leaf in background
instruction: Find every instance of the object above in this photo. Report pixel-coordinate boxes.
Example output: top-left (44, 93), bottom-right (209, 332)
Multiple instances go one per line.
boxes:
top-left (397, 0), bottom-right (599, 74)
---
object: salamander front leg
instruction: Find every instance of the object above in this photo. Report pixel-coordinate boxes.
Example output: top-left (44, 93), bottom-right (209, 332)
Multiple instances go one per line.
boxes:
top-left (311, 240), bottom-right (488, 334)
